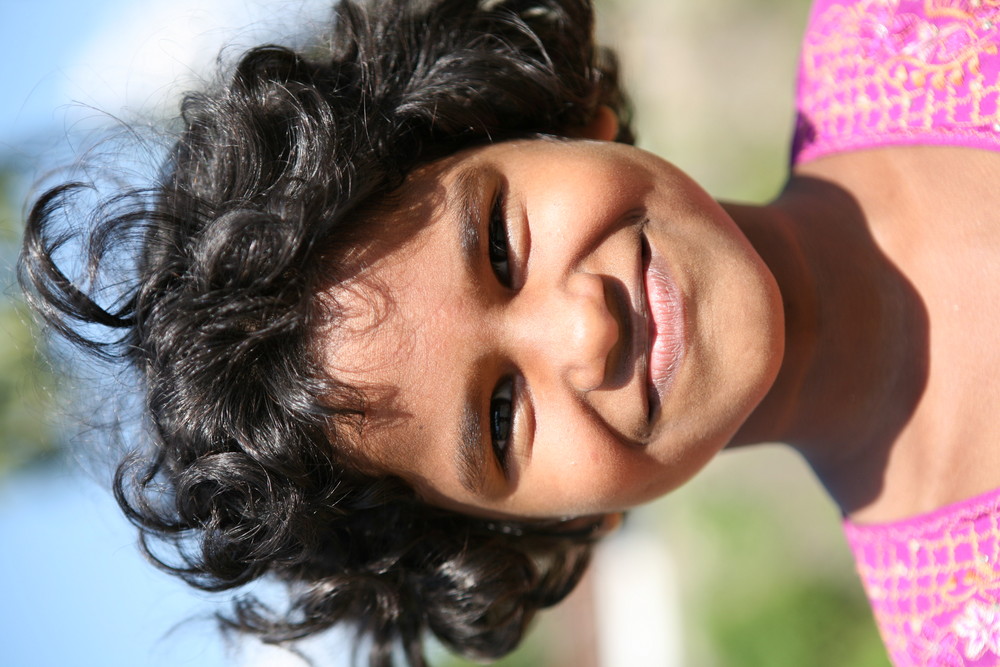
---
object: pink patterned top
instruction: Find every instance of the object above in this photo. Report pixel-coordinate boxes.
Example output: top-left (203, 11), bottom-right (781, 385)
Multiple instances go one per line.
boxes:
top-left (845, 490), bottom-right (1000, 666)
top-left (792, 0), bottom-right (1000, 166)
top-left (793, 1), bottom-right (1000, 664)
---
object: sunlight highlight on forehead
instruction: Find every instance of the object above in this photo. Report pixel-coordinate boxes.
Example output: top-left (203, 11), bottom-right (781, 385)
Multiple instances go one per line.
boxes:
top-left (310, 153), bottom-right (502, 493)
top-left (310, 172), bottom-right (458, 474)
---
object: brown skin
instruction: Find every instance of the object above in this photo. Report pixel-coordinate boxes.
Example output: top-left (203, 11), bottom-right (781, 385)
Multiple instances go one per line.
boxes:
top-left (320, 138), bottom-right (784, 519)
top-left (320, 104), bottom-right (1000, 525)
top-left (732, 145), bottom-right (1000, 523)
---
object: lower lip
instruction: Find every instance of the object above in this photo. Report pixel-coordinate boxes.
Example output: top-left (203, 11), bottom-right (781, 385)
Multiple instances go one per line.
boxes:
top-left (643, 241), bottom-right (686, 406)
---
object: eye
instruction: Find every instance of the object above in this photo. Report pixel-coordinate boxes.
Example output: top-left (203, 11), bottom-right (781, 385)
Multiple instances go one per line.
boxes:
top-left (488, 188), bottom-right (511, 286)
top-left (490, 377), bottom-right (514, 471)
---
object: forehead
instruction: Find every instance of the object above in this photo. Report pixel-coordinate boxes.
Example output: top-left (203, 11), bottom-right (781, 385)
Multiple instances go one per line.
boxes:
top-left (315, 149), bottom-right (483, 477)
top-left (313, 136), bottom-right (669, 516)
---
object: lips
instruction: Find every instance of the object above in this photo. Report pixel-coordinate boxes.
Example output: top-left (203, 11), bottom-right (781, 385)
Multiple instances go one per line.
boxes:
top-left (642, 237), bottom-right (686, 413)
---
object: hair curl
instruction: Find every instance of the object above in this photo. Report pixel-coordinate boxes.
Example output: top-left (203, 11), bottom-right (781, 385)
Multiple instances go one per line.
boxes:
top-left (19, 0), bottom-right (633, 664)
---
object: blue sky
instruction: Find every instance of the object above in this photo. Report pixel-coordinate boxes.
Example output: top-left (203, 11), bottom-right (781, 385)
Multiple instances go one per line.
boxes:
top-left (2, 0), bottom-right (130, 144)
top-left (1, 0), bottom-right (331, 148)
top-left (1, 467), bottom-right (235, 666)
top-left (1, 464), bottom-right (359, 666)
top-left (0, 2), bottom-right (348, 665)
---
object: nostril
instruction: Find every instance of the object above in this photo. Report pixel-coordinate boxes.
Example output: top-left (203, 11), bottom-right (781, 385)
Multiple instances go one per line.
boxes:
top-left (569, 361), bottom-right (608, 393)
top-left (564, 273), bottom-right (621, 392)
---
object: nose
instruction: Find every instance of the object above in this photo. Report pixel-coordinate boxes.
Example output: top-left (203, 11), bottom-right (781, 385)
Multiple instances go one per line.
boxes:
top-left (510, 271), bottom-right (619, 392)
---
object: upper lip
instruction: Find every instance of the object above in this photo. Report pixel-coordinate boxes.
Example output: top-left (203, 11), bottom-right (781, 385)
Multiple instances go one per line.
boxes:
top-left (602, 257), bottom-right (647, 383)
top-left (598, 229), bottom-right (652, 437)
top-left (636, 236), bottom-right (652, 420)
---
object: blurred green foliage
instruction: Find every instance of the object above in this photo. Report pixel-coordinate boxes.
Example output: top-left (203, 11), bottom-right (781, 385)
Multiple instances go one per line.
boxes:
top-left (710, 578), bottom-right (890, 667)
top-left (690, 494), bottom-right (891, 667)
top-left (0, 164), bottom-right (59, 476)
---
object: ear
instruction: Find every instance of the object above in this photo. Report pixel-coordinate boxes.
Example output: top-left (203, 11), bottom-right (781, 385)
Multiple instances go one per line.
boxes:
top-left (571, 105), bottom-right (620, 141)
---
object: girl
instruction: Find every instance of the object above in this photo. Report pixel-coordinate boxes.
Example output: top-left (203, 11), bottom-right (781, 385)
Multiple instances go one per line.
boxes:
top-left (19, 1), bottom-right (1000, 666)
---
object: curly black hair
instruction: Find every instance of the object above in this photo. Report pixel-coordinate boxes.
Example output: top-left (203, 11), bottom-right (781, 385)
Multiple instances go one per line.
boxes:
top-left (19, 0), bottom-right (634, 664)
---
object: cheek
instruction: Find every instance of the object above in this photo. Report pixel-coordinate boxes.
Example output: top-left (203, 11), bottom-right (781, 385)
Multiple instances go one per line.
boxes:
top-left (522, 162), bottom-right (652, 250)
top-left (518, 411), bottom-right (731, 517)
top-left (514, 416), bottom-right (667, 516)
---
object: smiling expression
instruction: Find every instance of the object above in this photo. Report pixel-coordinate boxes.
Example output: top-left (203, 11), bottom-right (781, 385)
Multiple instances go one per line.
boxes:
top-left (318, 138), bottom-right (783, 519)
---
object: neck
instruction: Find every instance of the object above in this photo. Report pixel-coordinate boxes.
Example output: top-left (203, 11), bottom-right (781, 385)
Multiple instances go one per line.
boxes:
top-left (724, 176), bottom-right (929, 515)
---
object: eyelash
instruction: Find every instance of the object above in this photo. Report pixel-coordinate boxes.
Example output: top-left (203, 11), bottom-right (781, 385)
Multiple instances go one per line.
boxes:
top-left (490, 377), bottom-right (514, 471)
top-left (487, 187), bottom-right (516, 472)
top-left (488, 187), bottom-right (511, 287)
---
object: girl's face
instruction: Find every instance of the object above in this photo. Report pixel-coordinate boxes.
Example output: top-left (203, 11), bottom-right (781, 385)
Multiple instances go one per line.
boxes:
top-left (320, 139), bottom-right (783, 519)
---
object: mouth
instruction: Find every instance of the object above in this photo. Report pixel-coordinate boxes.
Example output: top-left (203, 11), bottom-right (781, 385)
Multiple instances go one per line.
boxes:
top-left (641, 236), bottom-right (686, 421)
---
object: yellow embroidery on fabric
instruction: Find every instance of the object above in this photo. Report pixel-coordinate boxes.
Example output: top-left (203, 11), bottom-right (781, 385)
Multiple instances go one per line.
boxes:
top-left (800, 0), bottom-right (1000, 142)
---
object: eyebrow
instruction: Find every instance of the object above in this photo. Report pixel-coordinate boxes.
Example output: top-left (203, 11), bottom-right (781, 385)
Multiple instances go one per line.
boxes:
top-left (450, 166), bottom-right (489, 494)
top-left (457, 398), bottom-right (487, 493)
top-left (452, 166), bottom-right (483, 272)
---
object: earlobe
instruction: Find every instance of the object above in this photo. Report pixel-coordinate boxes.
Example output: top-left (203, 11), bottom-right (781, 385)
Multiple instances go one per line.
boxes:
top-left (573, 105), bottom-right (620, 142)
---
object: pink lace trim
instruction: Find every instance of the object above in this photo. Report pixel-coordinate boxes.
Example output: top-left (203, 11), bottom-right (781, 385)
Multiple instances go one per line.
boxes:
top-left (845, 487), bottom-right (1000, 666)
top-left (793, 0), bottom-right (1000, 165)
